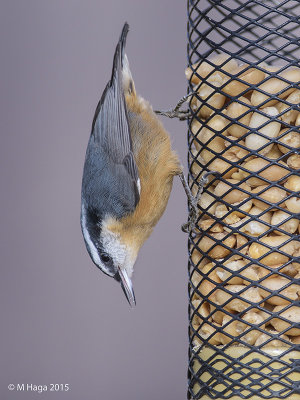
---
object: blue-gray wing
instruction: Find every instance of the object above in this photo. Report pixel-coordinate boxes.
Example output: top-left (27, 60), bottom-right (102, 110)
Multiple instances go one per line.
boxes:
top-left (82, 23), bottom-right (139, 220)
top-left (91, 23), bottom-right (139, 203)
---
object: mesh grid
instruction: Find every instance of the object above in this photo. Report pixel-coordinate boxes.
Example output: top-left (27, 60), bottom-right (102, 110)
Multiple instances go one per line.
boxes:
top-left (187, 1), bottom-right (300, 399)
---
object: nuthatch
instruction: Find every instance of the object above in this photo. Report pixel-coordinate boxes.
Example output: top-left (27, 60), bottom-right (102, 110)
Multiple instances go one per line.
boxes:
top-left (80, 23), bottom-right (208, 306)
top-left (80, 22), bottom-right (185, 307)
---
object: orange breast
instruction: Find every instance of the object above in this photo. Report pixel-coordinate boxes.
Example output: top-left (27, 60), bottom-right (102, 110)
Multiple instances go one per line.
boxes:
top-left (107, 95), bottom-right (182, 253)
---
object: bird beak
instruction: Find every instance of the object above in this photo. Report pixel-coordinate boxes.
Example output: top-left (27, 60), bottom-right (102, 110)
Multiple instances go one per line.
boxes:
top-left (116, 266), bottom-right (136, 307)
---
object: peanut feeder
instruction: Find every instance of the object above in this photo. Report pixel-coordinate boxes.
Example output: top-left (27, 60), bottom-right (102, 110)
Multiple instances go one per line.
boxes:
top-left (187, 2), bottom-right (300, 399)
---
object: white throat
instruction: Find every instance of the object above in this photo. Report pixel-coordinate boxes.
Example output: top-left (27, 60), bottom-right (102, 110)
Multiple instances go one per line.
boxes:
top-left (101, 221), bottom-right (135, 278)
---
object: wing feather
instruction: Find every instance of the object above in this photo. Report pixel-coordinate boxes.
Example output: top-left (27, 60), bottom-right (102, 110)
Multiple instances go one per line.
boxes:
top-left (91, 23), bottom-right (139, 192)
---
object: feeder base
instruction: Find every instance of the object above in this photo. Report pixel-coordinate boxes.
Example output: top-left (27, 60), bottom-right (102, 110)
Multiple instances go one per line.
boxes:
top-left (191, 345), bottom-right (300, 399)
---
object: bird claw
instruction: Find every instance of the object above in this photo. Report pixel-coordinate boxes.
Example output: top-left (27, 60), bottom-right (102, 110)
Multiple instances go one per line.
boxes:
top-left (181, 205), bottom-right (202, 236)
top-left (181, 222), bottom-right (190, 233)
top-left (179, 171), bottom-right (218, 235)
top-left (155, 109), bottom-right (192, 121)
top-left (181, 218), bottom-right (200, 236)
top-left (154, 93), bottom-right (195, 121)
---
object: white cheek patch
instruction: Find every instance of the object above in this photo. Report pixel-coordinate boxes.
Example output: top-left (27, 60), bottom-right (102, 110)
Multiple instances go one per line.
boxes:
top-left (81, 204), bottom-right (112, 276)
top-left (102, 223), bottom-right (136, 279)
top-left (100, 224), bottom-right (127, 269)
top-left (100, 222), bottom-right (137, 279)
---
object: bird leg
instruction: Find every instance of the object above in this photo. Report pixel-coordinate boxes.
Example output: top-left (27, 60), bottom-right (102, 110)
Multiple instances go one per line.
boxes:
top-left (179, 171), bottom-right (216, 235)
top-left (154, 93), bottom-right (195, 121)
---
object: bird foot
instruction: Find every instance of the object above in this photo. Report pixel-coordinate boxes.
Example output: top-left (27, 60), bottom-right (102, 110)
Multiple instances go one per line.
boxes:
top-left (179, 171), bottom-right (217, 235)
top-left (154, 93), bottom-right (195, 121)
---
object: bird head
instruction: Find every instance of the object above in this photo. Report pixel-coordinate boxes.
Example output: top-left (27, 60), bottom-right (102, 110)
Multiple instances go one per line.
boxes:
top-left (80, 204), bottom-right (136, 307)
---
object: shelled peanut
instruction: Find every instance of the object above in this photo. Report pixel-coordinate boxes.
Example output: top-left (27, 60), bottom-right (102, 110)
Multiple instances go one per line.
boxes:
top-left (187, 54), bottom-right (300, 349)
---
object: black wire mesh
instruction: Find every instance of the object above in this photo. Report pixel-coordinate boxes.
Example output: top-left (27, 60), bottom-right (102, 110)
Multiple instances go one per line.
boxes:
top-left (187, 1), bottom-right (300, 399)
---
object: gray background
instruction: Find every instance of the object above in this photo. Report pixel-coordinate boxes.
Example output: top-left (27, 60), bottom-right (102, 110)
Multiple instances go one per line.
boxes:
top-left (0, 1), bottom-right (188, 399)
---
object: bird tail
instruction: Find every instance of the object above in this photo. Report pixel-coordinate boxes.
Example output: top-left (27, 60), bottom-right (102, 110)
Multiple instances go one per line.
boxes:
top-left (90, 23), bottom-right (135, 135)
top-left (110, 22), bottom-right (136, 96)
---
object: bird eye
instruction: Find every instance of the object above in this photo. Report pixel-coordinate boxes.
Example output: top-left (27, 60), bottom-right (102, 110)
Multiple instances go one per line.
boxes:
top-left (100, 253), bottom-right (111, 264)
